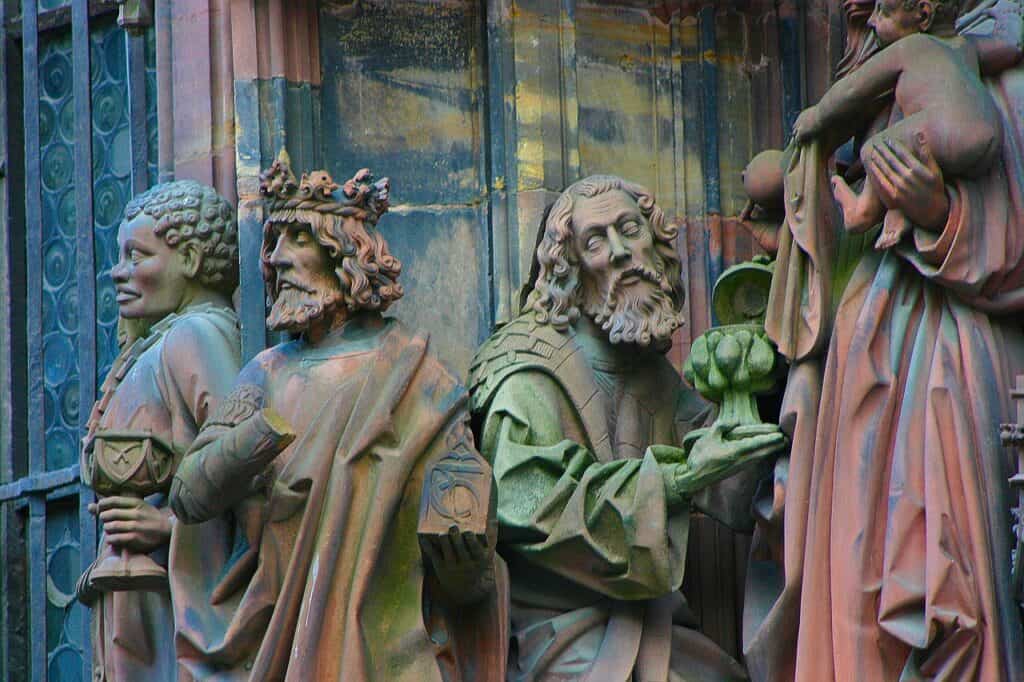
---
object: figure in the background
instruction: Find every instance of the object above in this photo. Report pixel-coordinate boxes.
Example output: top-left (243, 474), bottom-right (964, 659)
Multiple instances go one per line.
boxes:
top-left (168, 154), bottom-right (507, 681)
top-left (468, 175), bottom-right (786, 681)
top-left (76, 181), bottom-right (241, 682)
top-left (793, 0), bottom-right (1019, 248)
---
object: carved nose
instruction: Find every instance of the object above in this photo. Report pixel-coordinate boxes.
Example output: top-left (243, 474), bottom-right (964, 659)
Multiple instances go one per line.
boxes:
top-left (608, 228), bottom-right (630, 264)
top-left (111, 259), bottom-right (129, 282)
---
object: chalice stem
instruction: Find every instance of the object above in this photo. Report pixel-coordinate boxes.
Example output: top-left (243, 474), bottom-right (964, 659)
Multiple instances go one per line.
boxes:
top-left (719, 390), bottom-right (761, 427)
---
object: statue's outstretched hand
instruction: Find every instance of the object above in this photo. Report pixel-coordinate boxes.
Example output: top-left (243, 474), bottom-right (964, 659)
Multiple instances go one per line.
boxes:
top-left (681, 421), bottom-right (786, 490)
top-left (421, 527), bottom-right (495, 606)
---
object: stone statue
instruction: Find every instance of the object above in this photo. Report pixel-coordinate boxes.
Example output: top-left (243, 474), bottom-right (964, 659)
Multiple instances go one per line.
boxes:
top-left (740, 1), bottom-right (1024, 680)
top-left (75, 180), bottom-right (241, 682)
top-left (167, 152), bottom-right (507, 681)
top-left (792, 0), bottom-right (1019, 249)
top-left (467, 175), bottom-right (786, 681)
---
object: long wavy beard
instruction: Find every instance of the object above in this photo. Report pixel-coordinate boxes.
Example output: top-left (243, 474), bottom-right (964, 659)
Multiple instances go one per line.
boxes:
top-left (266, 284), bottom-right (343, 334)
top-left (584, 265), bottom-right (682, 348)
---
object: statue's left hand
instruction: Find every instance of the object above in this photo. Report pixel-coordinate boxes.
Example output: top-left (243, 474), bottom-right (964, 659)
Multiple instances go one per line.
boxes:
top-left (90, 496), bottom-right (173, 554)
top-left (421, 528), bottom-right (495, 605)
top-left (792, 105), bottom-right (822, 143)
top-left (866, 133), bottom-right (949, 230)
top-left (685, 422), bottom-right (786, 488)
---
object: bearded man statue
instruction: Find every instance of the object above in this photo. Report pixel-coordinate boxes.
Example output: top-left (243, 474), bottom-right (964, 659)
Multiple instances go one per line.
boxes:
top-left (167, 154), bottom-right (507, 681)
top-left (468, 175), bottom-right (786, 681)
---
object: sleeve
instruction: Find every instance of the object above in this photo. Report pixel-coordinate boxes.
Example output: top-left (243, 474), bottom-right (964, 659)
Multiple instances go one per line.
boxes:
top-left (169, 356), bottom-right (293, 525)
top-left (480, 371), bottom-right (689, 601)
top-left (160, 314), bottom-right (243, 430)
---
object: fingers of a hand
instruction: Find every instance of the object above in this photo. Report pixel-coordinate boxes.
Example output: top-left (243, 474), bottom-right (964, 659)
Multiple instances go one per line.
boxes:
top-left (437, 534), bottom-right (456, 565)
top-left (866, 154), bottom-right (899, 203)
top-left (95, 496), bottom-right (141, 513)
top-left (712, 420), bottom-right (739, 437)
top-left (727, 424), bottom-right (782, 438)
top-left (105, 532), bottom-right (139, 548)
top-left (98, 508), bottom-right (139, 523)
top-left (462, 532), bottom-right (486, 561)
top-left (737, 433), bottom-right (786, 455)
top-left (881, 137), bottom-right (915, 170)
top-left (878, 140), bottom-right (911, 175)
top-left (448, 529), bottom-right (471, 564)
top-left (87, 502), bottom-right (98, 515)
top-left (101, 520), bottom-right (141, 535)
top-left (421, 539), bottom-right (442, 567)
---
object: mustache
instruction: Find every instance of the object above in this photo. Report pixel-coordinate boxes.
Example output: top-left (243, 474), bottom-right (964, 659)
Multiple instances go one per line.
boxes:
top-left (604, 264), bottom-right (667, 306)
top-left (275, 276), bottom-right (315, 294)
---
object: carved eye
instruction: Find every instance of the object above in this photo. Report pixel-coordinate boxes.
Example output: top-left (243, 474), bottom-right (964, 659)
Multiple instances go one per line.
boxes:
top-left (292, 229), bottom-right (312, 245)
top-left (586, 234), bottom-right (605, 252)
top-left (620, 220), bottom-right (641, 237)
top-left (129, 248), bottom-right (146, 264)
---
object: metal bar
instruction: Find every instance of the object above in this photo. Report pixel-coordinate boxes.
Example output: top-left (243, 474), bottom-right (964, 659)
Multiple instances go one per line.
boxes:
top-left (71, 3), bottom-right (96, 678)
top-left (0, 465), bottom-right (80, 502)
top-left (126, 30), bottom-right (149, 195)
top-left (0, 3), bottom-right (17, 676)
top-left (27, 496), bottom-right (45, 682)
top-left (0, 0), bottom-right (11, 488)
top-left (23, 0), bottom-right (43, 481)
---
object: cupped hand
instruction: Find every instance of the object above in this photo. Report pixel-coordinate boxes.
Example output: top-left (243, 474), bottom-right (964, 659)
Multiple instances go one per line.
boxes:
top-left (864, 133), bottom-right (949, 230)
top-left (421, 527), bottom-right (495, 605)
top-left (90, 496), bottom-right (172, 554)
top-left (686, 421), bottom-right (786, 481)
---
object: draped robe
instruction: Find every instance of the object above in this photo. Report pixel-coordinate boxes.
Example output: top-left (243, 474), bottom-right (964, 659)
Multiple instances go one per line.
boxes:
top-left (169, 313), bottom-right (507, 681)
top-left (744, 65), bottom-right (1024, 681)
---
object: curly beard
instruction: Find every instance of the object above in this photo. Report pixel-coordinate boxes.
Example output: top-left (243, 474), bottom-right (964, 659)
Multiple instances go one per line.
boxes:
top-left (583, 264), bottom-right (683, 348)
top-left (266, 281), bottom-right (344, 334)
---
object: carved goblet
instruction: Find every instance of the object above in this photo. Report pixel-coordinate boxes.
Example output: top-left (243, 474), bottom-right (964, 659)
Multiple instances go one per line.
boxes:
top-left (682, 258), bottom-right (784, 449)
top-left (82, 431), bottom-right (177, 592)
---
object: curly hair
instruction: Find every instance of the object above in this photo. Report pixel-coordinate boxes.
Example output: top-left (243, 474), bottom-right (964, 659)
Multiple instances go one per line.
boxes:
top-left (902, 0), bottom-right (960, 27)
top-left (123, 180), bottom-right (239, 292)
top-left (260, 210), bottom-right (403, 314)
top-left (531, 175), bottom-right (684, 331)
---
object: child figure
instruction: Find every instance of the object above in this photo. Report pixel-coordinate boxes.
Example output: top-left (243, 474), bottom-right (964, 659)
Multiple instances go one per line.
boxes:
top-left (793, 0), bottom-right (1018, 249)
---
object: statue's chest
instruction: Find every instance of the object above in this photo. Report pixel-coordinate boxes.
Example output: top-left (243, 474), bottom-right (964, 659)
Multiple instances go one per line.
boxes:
top-left (593, 368), bottom-right (678, 460)
top-left (263, 350), bottom-right (376, 470)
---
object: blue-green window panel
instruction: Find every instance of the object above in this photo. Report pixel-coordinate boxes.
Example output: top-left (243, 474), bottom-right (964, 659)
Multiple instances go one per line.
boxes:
top-left (45, 497), bottom-right (82, 682)
top-left (38, 17), bottom-right (159, 475)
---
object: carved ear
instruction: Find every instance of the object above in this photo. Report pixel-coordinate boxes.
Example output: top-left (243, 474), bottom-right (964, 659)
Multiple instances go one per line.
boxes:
top-left (179, 241), bottom-right (204, 280)
top-left (917, 0), bottom-right (935, 31)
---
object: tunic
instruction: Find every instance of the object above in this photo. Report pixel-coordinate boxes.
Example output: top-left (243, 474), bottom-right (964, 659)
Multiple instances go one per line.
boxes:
top-left (84, 304), bottom-right (240, 682)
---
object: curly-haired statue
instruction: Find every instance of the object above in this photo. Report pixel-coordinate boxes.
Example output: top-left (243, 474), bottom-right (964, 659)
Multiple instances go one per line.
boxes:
top-left (468, 174), bottom-right (786, 681)
top-left (168, 151), bottom-right (507, 681)
top-left (76, 179), bottom-right (242, 682)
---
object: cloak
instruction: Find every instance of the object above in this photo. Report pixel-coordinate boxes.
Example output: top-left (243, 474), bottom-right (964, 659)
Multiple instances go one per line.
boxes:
top-left (170, 317), bottom-right (508, 681)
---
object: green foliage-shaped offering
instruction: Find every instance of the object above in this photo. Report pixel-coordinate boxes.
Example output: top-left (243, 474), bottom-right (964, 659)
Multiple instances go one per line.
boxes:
top-left (683, 256), bottom-right (783, 428)
top-left (683, 324), bottom-right (780, 426)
